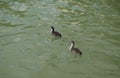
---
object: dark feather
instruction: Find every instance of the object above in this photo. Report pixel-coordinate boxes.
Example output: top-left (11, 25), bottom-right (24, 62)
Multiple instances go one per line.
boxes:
top-left (72, 48), bottom-right (82, 55)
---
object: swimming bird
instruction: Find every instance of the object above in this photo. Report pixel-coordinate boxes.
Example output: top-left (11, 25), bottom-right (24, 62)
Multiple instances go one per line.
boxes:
top-left (51, 26), bottom-right (62, 38)
top-left (69, 41), bottom-right (82, 55)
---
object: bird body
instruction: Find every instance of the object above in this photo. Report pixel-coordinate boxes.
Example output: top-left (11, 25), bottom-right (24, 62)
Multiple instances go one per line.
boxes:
top-left (51, 26), bottom-right (62, 38)
top-left (69, 41), bottom-right (82, 55)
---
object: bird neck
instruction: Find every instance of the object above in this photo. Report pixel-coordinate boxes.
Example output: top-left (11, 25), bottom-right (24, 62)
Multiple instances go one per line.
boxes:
top-left (51, 27), bottom-right (54, 33)
top-left (69, 43), bottom-right (74, 50)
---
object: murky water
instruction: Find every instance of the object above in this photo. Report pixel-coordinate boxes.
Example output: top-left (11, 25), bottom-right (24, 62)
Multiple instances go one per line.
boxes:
top-left (0, 0), bottom-right (120, 78)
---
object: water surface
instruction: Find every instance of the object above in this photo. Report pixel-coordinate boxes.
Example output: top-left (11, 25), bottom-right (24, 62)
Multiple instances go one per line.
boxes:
top-left (0, 0), bottom-right (120, 78)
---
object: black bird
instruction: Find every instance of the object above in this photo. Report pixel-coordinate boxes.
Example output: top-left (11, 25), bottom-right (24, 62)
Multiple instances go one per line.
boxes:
top-left (69, 41), bottom-right (82, 55)
top-left (51, 26), bottom-right (62, 38)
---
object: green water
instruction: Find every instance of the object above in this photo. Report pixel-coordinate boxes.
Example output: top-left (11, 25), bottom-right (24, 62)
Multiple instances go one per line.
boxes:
top-left (0, 0), bottom-right (120, 78)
